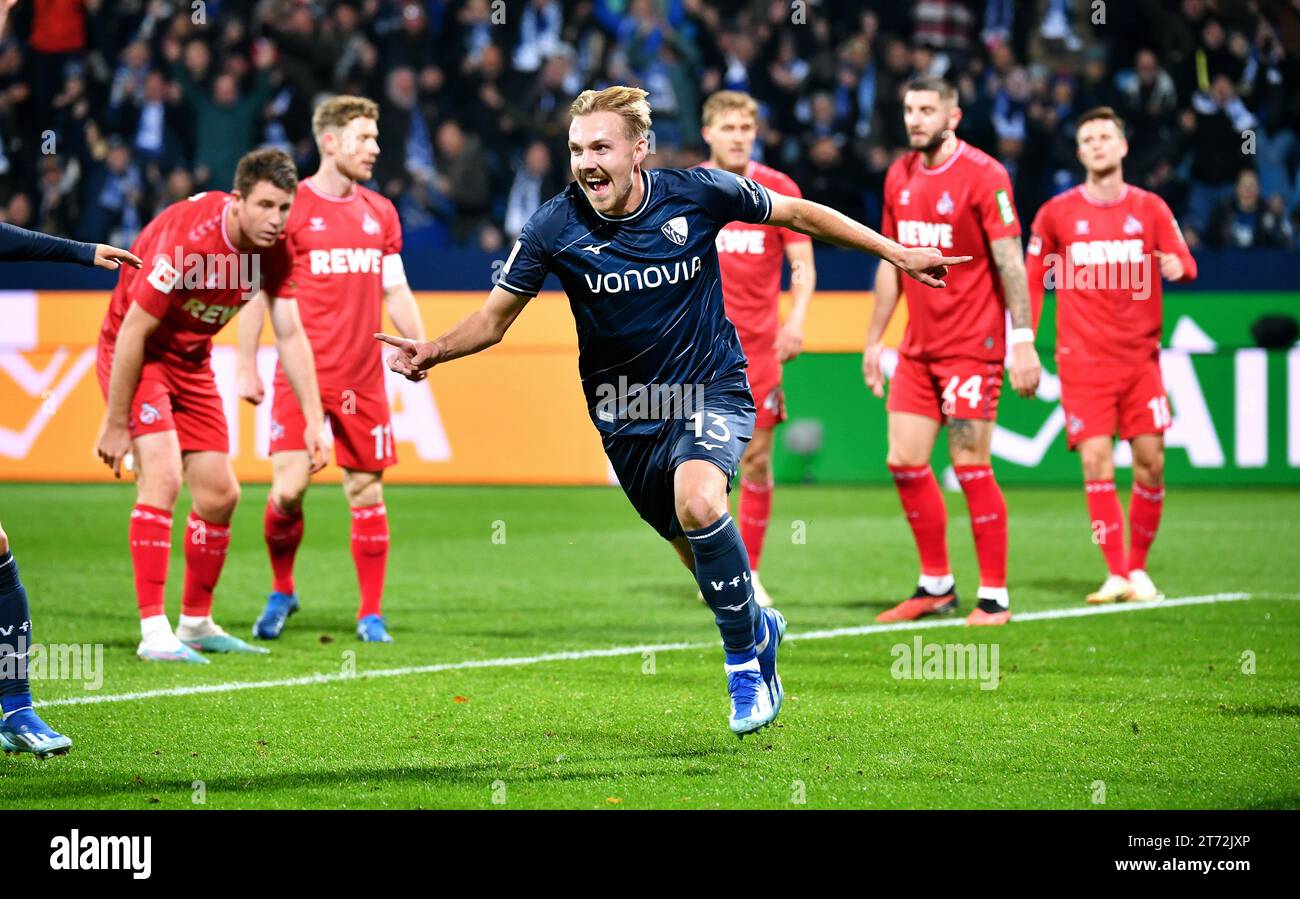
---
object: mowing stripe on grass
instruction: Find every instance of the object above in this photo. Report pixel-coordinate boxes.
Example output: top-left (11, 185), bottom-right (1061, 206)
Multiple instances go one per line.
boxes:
top-left (33, 592), bottom-right (1273, 709)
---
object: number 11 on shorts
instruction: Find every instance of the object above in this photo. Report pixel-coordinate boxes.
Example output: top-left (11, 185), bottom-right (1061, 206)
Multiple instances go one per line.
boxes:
top-left (370, 423), bottom-right (393, 460)
top-left (1147, 396), bottom-right (1172, 428)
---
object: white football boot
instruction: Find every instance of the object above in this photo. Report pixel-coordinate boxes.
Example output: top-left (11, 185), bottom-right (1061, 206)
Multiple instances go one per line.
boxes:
top-left (1086, 574), bottom-right (1132, 605)
top-left (1126, 569), bottom-right (1165, 602)
top-left (137, 615), bottom-right (208, 663)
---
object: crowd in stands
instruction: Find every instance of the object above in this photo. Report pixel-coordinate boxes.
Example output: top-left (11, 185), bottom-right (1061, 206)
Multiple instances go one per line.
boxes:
top-left (0, 0), bottom-right (1296, 253)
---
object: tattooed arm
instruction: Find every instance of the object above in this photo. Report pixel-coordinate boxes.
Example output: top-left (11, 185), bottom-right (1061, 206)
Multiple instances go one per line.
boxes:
top-left (990, 235), bottom-right (1041, 398)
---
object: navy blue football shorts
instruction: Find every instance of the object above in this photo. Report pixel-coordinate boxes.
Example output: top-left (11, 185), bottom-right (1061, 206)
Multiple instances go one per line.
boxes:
top-left (601, 377), bottom-right (756, 541)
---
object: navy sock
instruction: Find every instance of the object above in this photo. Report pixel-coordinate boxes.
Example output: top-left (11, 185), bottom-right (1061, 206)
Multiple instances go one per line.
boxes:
top-left (685, 514), bottom-right (761, 664)
top-left (0, 551), bottom-right (33, 716)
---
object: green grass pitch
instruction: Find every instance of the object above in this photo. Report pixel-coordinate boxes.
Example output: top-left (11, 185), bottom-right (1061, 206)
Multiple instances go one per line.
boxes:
top-left (1, 482), bottom-right (1297, 809)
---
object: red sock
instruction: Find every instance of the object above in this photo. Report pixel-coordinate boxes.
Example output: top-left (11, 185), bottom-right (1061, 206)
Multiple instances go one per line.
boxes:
top-left (1085, 480), bottom-right (1128, 576)
top-left (737, 479), bottom-right (773, 571)
top-left (955, 465), bottom-right (1007, 589)
top-left (1128, 480), bottom-right (1165, 571)
top-left (181, 512), bottom-right (231, 618)
top-left (264, 498), bottom-right (304, 595)
top-left (351, 503), bottom-right (389, 619)
top-left (888, 464), bottom-right (950, 577)
top-left (129, 504), bottom-right (173, 619)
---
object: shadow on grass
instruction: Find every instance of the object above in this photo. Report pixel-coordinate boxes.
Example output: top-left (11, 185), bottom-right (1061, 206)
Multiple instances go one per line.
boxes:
top-left (1218, 703), bottom-right (1300, 718)
top-left (1017, 577), bottom-right (1099, 595)
top-left (11, 744), bottom-right (738, 806)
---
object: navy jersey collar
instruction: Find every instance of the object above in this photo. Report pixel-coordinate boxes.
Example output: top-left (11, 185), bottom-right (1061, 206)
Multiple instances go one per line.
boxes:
top-left (581, 169), bottom-right (653, 223)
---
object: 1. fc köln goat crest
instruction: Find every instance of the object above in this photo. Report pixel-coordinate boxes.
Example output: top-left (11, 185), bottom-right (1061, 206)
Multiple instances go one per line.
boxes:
top-left (662, 216), bottom-right (689, 246)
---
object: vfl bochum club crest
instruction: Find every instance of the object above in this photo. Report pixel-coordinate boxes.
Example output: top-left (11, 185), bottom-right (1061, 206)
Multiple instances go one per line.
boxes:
top-left (662, 216), bottom-right (689, 246)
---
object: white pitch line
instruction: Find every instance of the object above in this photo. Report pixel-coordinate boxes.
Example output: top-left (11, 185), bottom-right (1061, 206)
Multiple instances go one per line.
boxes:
top-left (32, 591), bottom-right (1271, 709)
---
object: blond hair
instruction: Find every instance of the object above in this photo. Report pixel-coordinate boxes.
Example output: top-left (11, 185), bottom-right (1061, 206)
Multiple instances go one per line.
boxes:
top-left (568, 86), bottom-right (652, 140)
top-left (702, 90), bottom-right (758, 126)
top-left (312, 95), bottom-right (380, 143)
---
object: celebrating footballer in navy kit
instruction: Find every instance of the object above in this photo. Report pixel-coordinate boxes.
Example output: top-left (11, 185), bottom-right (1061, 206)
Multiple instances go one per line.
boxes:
top-left (376, 86), bottom-right (970, 737)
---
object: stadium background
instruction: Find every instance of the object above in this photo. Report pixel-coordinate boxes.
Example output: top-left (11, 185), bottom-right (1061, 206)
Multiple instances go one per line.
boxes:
top-left (1, 0), bottom-right (1297, 486)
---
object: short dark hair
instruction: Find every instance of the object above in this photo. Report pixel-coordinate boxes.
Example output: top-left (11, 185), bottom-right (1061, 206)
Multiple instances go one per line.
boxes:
top-left (904, 76), bottom-right (957, 105)
top-left (233, 147), bottom-right (298, 197)
top-left (1076, 106), bottom-right (1127, 137)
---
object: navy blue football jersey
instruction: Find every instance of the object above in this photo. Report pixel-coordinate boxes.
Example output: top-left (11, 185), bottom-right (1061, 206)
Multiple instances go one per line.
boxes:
top-left (496, 166), bottom-right (774, 435)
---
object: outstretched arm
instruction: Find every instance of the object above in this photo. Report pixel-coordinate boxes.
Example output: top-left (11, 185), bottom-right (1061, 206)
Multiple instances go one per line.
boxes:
top-left (376, 284), bottom-right (530, 382)
top-left (766, 193), bottom-right (971, 289)
top-left (0, 222), bottom-right (142, 270)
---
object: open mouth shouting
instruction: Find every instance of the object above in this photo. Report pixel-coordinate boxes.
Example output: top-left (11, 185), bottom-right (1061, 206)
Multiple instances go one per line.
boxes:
top-left (584, 171), bottom-right (613, 199)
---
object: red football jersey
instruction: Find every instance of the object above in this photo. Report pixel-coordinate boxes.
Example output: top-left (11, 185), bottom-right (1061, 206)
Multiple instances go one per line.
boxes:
top-left (697, 159), bottom-right (810, 347)
top-left (1026, 183), bottom-right (1196, 363)
top-left (881, 140), bottom-right (1021, 362)
top-left (284, 177), bottom-right (403, 393)
top-left (98, 191), bottom-right (297, 369)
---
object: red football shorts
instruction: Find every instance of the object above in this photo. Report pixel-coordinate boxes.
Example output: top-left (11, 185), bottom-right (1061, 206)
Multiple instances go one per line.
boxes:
top-left (96, 345), bottom-right (229, 452)
top-left (269, 371), bottom-right (396, 472)
top-left (1058, 358), bottom-right (1170, 450)
top-left (887, 354), bottom-right (1004, 422)
top-left (743, 342), bottom-right (786, 430)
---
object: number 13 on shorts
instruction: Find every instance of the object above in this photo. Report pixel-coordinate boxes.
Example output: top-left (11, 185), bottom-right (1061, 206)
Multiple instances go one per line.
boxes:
top-left (688, 411), bottom-right (731, 444)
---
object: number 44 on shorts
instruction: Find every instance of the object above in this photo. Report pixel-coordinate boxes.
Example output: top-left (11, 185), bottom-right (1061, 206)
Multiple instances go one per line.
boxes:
top-left (942, 374), bottom-right (983, 416)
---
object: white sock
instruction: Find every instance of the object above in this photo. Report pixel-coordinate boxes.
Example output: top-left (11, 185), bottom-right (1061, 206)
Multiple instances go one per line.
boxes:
top-left (977, 586), bottom-right (1010, 608)
top-left (919, 573), bottom-right (955, 595)
top-left (139, 614), bottom-right (175, 643)
top-left (177, 615), bottom-right (223, 638)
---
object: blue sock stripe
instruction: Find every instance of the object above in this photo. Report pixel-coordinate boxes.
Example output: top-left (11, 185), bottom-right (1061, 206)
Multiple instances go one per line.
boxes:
top-left (685, 514), bottom-right (735, 543)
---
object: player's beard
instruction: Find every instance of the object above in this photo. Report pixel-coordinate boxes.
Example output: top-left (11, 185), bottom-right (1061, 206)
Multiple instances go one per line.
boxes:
top-left (911, 128), bottom-right (948, 154)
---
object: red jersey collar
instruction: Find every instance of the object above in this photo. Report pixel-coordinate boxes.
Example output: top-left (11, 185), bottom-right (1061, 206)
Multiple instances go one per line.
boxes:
top-left (1077, 182), bottom-right (1130, 207)
top-left (304, 176), bottom-right (358, 203)
top-left (920, 139), bottom-right (965, 176)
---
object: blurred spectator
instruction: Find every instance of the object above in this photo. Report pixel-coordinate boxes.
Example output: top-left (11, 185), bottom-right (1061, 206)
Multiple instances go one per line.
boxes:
top-left (504, 139), bottom-right (561, 240)
top-left (433, 120), bottom-right (491, 245)
top-left (167, 35), bottom-right (279, 189)
top-left (1183, 73), bottom-right (1258, 236)
top-left (1208, 169), bottom-right (1295, 249)
top-left (3, 190), bottom-right (33, 227)
top-left (77, 137), bottom-right (142, 247)
top-left (1117, 49), bottom-right (1179, 182)
top-left (796, 135), bottom-right (866, 223)
top-left (0, 0), bottom-right (1291, 253)
top-left (514, 0), bottom-right (564, 74)
top-left (27, 0), bottom-right (87, 137)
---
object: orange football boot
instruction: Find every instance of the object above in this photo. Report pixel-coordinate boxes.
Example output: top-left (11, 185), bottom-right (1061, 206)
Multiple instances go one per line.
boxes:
top-left (875, 587), bottom-right (959, 623)
top-left (966, 606), bottom-right (1012, 626)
